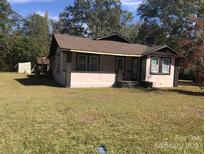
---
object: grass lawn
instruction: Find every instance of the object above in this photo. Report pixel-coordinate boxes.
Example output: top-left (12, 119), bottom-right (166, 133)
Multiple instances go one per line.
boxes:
top-left (0, 73), bottom-right (203, 154)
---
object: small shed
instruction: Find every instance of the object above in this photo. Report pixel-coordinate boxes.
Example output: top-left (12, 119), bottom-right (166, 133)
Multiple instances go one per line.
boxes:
top-left (34, 57), bottom-right (49, 75)
top-left (18, 62), bottom-right (31, 74)
top-left (36, 57), bottom-right (49, 65)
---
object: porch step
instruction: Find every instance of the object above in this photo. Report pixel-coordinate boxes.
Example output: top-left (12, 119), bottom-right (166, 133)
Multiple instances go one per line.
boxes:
top-left (116, 80), bottom-right (139, 88)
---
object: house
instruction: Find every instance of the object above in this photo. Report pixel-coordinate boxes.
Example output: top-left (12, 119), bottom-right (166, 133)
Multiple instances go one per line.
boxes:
top-left (49, 33), bottom-right (182, 88)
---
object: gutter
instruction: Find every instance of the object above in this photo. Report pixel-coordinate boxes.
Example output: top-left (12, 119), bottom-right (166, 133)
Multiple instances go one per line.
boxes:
top-left (56, 48), bottom-right (142, 57)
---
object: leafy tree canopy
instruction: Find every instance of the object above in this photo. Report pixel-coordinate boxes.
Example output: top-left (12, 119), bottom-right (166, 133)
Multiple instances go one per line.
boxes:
top-left (137, 0), bottom-right (204, 86)
top-left (0, 0), bottom-right (21, 34)
top-left (137, 0), bottom-right (204, 46)
top-left (21, 12), bottom-right (50, 56)
top-left (58, 0), bottom-right (133, 38)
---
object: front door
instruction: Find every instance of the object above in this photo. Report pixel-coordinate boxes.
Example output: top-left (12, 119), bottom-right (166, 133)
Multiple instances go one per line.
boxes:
top-left (115, 57), bottom-right (125, 72)
top-left (115, 57), bottom-right (125, 81)
top-left (132, 58), bottom-right (139, 81)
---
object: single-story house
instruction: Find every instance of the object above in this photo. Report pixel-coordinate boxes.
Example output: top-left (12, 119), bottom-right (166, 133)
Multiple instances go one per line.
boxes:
top-left (49, 33), bottom-right (181, 88)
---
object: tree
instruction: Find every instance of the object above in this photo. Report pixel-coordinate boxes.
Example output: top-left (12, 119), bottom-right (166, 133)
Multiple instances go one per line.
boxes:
top-left (4, 35), bottom-right (41, 70)
top-left (22, 12), bottom-right (50, 56)
top-left (137, 0), bottom-right (203, 45)
top-left (49, 19), bottom-right (60, 34)
top-left (0, 1), bottom-right (51, 71)
top-left (136, 22), bottom-right (166, 45)
top-left (0, 0), bottom-right (21, 70)
top-left (0, 0), bottom-right (21, 34)
top-left (137, 0), bottom-right (204, 86)
top-left (120, 23), bottom-right (141, 43)
top-left (0, 0), bottom-right (13, 33)
top-left (179, 16), bottom-right (204, 87)
top-left (58, 0), bottom-right (133, 38)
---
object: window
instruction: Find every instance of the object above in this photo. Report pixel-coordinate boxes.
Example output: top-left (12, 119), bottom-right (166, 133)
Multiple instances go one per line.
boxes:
top-left (78, 55), bottom-right (87, 71)
top-left (151, 57), bottom-right (159, 73)
top-left (115, 57), bottom-right (125, 72)
top-left (77, 54), bottom-right (99, 71)
top-left (151, 57), bottom-right (171, 74)
top-left (162, 58), bottom-right (171, 74)
top-left (89, 56), bottom-right (98, 71)
top-left (67, 52), bottom-right (72, 63)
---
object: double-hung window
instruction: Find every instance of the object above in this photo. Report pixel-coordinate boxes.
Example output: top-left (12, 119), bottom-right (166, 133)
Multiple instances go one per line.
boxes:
top-left (89, 55), bottom-right (98, 71)
top-left (151, 57), bottom-right (159, 73)
top-left (78, 55), bottom-right (87, 71)
top-left (151, 57), bottom-right (171, 74)
top-left (161, 58), bottom-right (171, 74)
top-left (77, 54), bottom-right (98, 71)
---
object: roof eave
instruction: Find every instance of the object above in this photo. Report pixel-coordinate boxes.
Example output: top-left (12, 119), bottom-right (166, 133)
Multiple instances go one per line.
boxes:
top-left (57, 48), bottom-right (142, 57)
top-left (142, 45), bottom-right (184, 57)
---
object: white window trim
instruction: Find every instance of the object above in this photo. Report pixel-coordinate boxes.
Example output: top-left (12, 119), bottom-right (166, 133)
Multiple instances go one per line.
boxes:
top-left (150, 56), bottom-right (171, 74)
top-left (151, 57), bottom-right (159, 73)
top-left (161, 57), bottom-right (171, 74)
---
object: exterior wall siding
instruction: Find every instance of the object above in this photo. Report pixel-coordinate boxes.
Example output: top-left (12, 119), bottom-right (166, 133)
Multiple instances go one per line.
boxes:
top-left (70, 72), bottom-right (116, 87)
top-left (51, 50), bottom-right (177, 88)
top-left (52, 51), bottom-right (66, 86)
top-left (71, 52), bottom-right (77, 70)
top-left (140, 57), bottom-right (147, 81)
top-left (145, 55), bottom-right (175, 87)
top-left (100, 55), bottom-right (115, 72)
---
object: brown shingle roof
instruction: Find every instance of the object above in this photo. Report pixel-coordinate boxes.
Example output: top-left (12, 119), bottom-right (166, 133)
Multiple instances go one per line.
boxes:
top-left (53, 34), bottom-right (179, 56)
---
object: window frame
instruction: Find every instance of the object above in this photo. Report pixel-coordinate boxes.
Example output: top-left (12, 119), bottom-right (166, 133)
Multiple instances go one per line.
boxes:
top-left (89, 55), bottom-right (99, 72)
top-left (77, 54), bottom-right (88, 71)
top-left (150, 56), bottom-right (159, 74)
top-left (76, 54), bottom-right (99, 72)
top-left (150, 56), bottom-right (171, 75)
top-left (115, 56), bottom-right (125, 72)
top-left (161, 57), bottom-right (171, 74)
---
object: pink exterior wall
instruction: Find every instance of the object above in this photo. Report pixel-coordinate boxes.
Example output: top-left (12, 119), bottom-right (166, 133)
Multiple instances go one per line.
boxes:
top-left (51, 50), bottom-right (177, 88)
top-left (70, 72), bottom-right (116, 87)
top-left (145, 55), bottom-right (175, 87)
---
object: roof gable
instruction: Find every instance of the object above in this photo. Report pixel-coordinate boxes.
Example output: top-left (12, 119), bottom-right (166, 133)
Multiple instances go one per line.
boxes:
top-left (142, 45), bottom-right (183, 57)
top-left (97, 33), bottom-right (133, 43)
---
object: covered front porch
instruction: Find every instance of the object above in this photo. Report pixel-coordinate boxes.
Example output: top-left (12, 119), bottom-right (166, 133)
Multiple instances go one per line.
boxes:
top-left (64, 52), bottom-right (147, 88)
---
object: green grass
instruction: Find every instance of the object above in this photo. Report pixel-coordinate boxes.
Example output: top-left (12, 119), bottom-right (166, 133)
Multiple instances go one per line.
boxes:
top-left (0, 73), bottom-right (203, 154)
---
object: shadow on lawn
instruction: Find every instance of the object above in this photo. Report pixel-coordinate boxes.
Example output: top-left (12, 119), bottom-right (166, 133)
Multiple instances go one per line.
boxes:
top-left (146, 88), bottom-right (204, 96)
top-left (15, 75), bottom-right (63, 87)
top-left (163, 88), bottom-right (204, 96)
